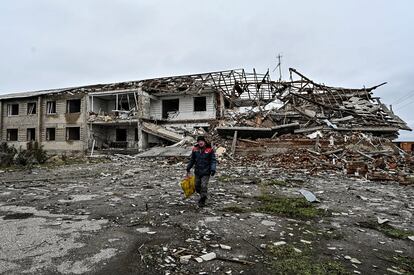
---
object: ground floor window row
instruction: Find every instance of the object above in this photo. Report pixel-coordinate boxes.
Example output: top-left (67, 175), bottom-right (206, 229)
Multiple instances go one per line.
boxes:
top-left (5, 127), bottom-right (139, 142)
top-left (5, 127), bottom-right (81, 142)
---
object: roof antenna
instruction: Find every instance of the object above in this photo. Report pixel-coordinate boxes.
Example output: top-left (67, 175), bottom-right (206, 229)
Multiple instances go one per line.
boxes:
top-left (272, 53), bottom-right (283, 81)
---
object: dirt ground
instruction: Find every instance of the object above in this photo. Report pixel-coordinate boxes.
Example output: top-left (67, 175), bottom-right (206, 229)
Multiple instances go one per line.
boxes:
top-left (0, 156), bottom-right (413, 275)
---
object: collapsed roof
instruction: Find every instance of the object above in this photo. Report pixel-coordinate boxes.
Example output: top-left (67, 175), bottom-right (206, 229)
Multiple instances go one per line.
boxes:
top-left (0, 68), bottom-right (410, 138)
top-left (217, 68), bottom-right (411, 139)
top-left (0, 69), bottom-right (275, 100)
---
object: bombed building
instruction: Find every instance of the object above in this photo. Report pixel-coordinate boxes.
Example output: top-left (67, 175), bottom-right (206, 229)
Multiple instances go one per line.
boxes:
top-left (0, 68), bottom-right (410, 155)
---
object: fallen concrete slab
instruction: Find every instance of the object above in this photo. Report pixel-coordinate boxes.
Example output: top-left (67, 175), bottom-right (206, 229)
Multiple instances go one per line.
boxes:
top-left (142, 122), bottom-right (184, 143)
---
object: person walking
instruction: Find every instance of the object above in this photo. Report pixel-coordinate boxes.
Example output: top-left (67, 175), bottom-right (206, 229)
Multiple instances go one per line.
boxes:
top-left (186, 136), bottom-right (217, 207)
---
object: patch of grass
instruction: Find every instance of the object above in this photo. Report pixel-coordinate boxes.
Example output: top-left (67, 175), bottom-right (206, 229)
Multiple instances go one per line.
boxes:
top-left (268, 244), bottom-right (349, 275)
top-left (264, 179), bottom-right (288, 186)
top-left (391, 255), bottom-right (414, 274)
top-left (320, 229), bottom-right (344, 240)
top-left (217, 175), bottom-right (260, 185)
top-left (376, 254), bottom-right (414, 274)
top-left (287, 178), bottom-right (305, 186)
top-left (358, 220), bottom-right (414, 239)
top-left (256, 194), bottom-right (329, 219)
top-left (222, 205), bottom-right (249, 213)
top-left (217, 175), bottom-right (234, 183)
top-left (407, 176), bottom-right (414, 184)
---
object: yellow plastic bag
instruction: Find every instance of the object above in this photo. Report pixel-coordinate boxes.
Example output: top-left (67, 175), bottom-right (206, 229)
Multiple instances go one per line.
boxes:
top-left (180, 176), bottom-right (195, 198)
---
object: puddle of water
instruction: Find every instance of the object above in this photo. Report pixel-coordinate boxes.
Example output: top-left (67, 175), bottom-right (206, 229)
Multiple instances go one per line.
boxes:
top-left (3, 213), bottom-right (34, 220)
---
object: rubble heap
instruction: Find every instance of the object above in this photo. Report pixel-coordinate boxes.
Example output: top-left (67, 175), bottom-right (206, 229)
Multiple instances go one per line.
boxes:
top-left (128, 68), bottom-right (412, 184)
top-left (230, 133), bottom-right (414, 185)
top-left (217, 68), bottom-right (410, 140)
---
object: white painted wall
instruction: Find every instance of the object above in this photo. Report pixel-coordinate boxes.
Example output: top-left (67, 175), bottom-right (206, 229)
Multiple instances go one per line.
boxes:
top-left (150, 93), bottom-right (215, 120)
top-left (91, 97), bottom-right (112, 113)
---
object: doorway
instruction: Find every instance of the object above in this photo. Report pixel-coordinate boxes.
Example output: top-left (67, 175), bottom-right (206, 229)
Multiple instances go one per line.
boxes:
top-left (116, 129), bottom-right (127, 141)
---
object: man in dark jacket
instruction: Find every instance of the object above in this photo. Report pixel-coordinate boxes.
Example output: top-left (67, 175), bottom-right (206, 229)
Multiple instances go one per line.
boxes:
top-left (186, 136), bottom-right (217, 207)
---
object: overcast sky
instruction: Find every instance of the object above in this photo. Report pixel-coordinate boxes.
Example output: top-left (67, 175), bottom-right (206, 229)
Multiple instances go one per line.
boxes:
top-left (1, 0), bottom-right (413, 140)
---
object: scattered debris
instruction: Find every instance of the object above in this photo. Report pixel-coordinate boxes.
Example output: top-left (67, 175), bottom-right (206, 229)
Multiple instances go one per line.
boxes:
top-left (261, 220), bottom-right (276, 227)
top-left (180, 255), bottom-right (192, 264)
top-left (199, 252), bottom-right (217, 262)
top-left (0, 155), bottom-right (412, 274)
top-left (386, 268), bottom-right (404, 275)
top-left (299, 189), bottom-right (319, 203)
top-left (300, 239), bottom-right (312, 245)
top-left (219, 244), bottom-right (231, 250)
top-left (377, 217), bottom-right (390, 225)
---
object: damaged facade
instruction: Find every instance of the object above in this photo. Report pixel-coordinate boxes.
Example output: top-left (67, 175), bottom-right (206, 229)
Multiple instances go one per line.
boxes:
top-left (0, 68), bottom-right (411, 154)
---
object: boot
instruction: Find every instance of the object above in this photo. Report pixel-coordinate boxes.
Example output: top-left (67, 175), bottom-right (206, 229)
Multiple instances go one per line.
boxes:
top-left (198, 197), bottom-right (206, 207)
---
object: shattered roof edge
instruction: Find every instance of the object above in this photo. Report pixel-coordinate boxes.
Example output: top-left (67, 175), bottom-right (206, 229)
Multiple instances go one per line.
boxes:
top-left (0, 68), bottom-right (245, 100)
top-left (288, 67), bottom-right (387, 92)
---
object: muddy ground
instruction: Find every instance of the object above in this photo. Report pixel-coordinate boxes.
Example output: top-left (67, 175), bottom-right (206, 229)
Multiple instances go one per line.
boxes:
top-left (0, 156), bottom-right (413, 275)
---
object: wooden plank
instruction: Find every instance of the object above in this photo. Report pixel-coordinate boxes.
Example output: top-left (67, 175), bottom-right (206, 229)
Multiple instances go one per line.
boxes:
top-left (217, 126), bottom-right (272, 132)
top-left (294, 126), bottom-right (325, 134)
top-left (239, 138), bottom-right (259, 144)
top-left (231, 130), bottom-right (238, 156)
top-left (271, 122), bottom-right (300, 130)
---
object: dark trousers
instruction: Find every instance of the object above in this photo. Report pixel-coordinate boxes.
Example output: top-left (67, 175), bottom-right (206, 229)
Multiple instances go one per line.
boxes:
top-left (195, 175), bottom-right (210, 199)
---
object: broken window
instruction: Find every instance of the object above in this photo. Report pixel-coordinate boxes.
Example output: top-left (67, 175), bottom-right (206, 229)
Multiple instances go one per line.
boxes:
top-left (27, 128), bottom-right (36, 141)
top-left (116, 129), bottom-right (127, 142)
top-left (7, 104), bottom-right (19, 116)
top-left (46, 101), bottom-right (56, 114)
top-left (7, 129), bottom-right (18, 141)
top-left (66, 127), bottom-right (80, 141)
top-left (120, 102), bottom-right (129, 110)
top-left (27, 102), bottom-right (37, 115)
top-left (194, 96), bottom-right (207, 112)
top-left (162, 99), bottom-right (179, 119)
top-left (66, 99), bottom-right (81, 113)
top-left (46, 128), bottom-right (56, 141)
top-left (117, 94), bottom-right (131, 111)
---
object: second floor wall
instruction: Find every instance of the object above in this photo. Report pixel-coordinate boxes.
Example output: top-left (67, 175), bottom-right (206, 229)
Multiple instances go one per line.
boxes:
top-left (150, 93), bottom-right (216, 121)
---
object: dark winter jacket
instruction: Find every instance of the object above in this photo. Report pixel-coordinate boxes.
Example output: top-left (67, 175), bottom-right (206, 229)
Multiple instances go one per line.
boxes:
top-left (186, 144), bottom-right (217, 176)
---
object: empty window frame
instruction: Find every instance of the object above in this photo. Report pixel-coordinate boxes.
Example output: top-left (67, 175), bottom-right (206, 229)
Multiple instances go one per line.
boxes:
top-left (46, 128), bottom-right (56, 141)
top-left (194, 96), bottom-right (207, 112)
top-left (7, 129), bottom-right (18, 141)
top-left (66, 127), bottom-right (80, 141)
top-left (27, 102), bottom-right (37, 115)
top-left (118, 95), bottom-right (131, 111)
top-left (7, 104), bottom-right (19, 116)
top-left (162, 99), bottom-right (179, 119)
top-left (67, 99), bottom-right (81, 113)
top-left (135, 128), bottom-right (139, 141)
top-left (27, 128), bottom-right (36, 141)
top-left (46, 101), bottom-right (56, 114)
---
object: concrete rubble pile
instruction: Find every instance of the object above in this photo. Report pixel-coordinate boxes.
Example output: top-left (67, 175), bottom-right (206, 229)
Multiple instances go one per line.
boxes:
top-left (86, 67), bottom-right (412, 184)
top-left (163, 68), bottom-right (413, 184)
top-left (229, 134), bottom-right (413, 185)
